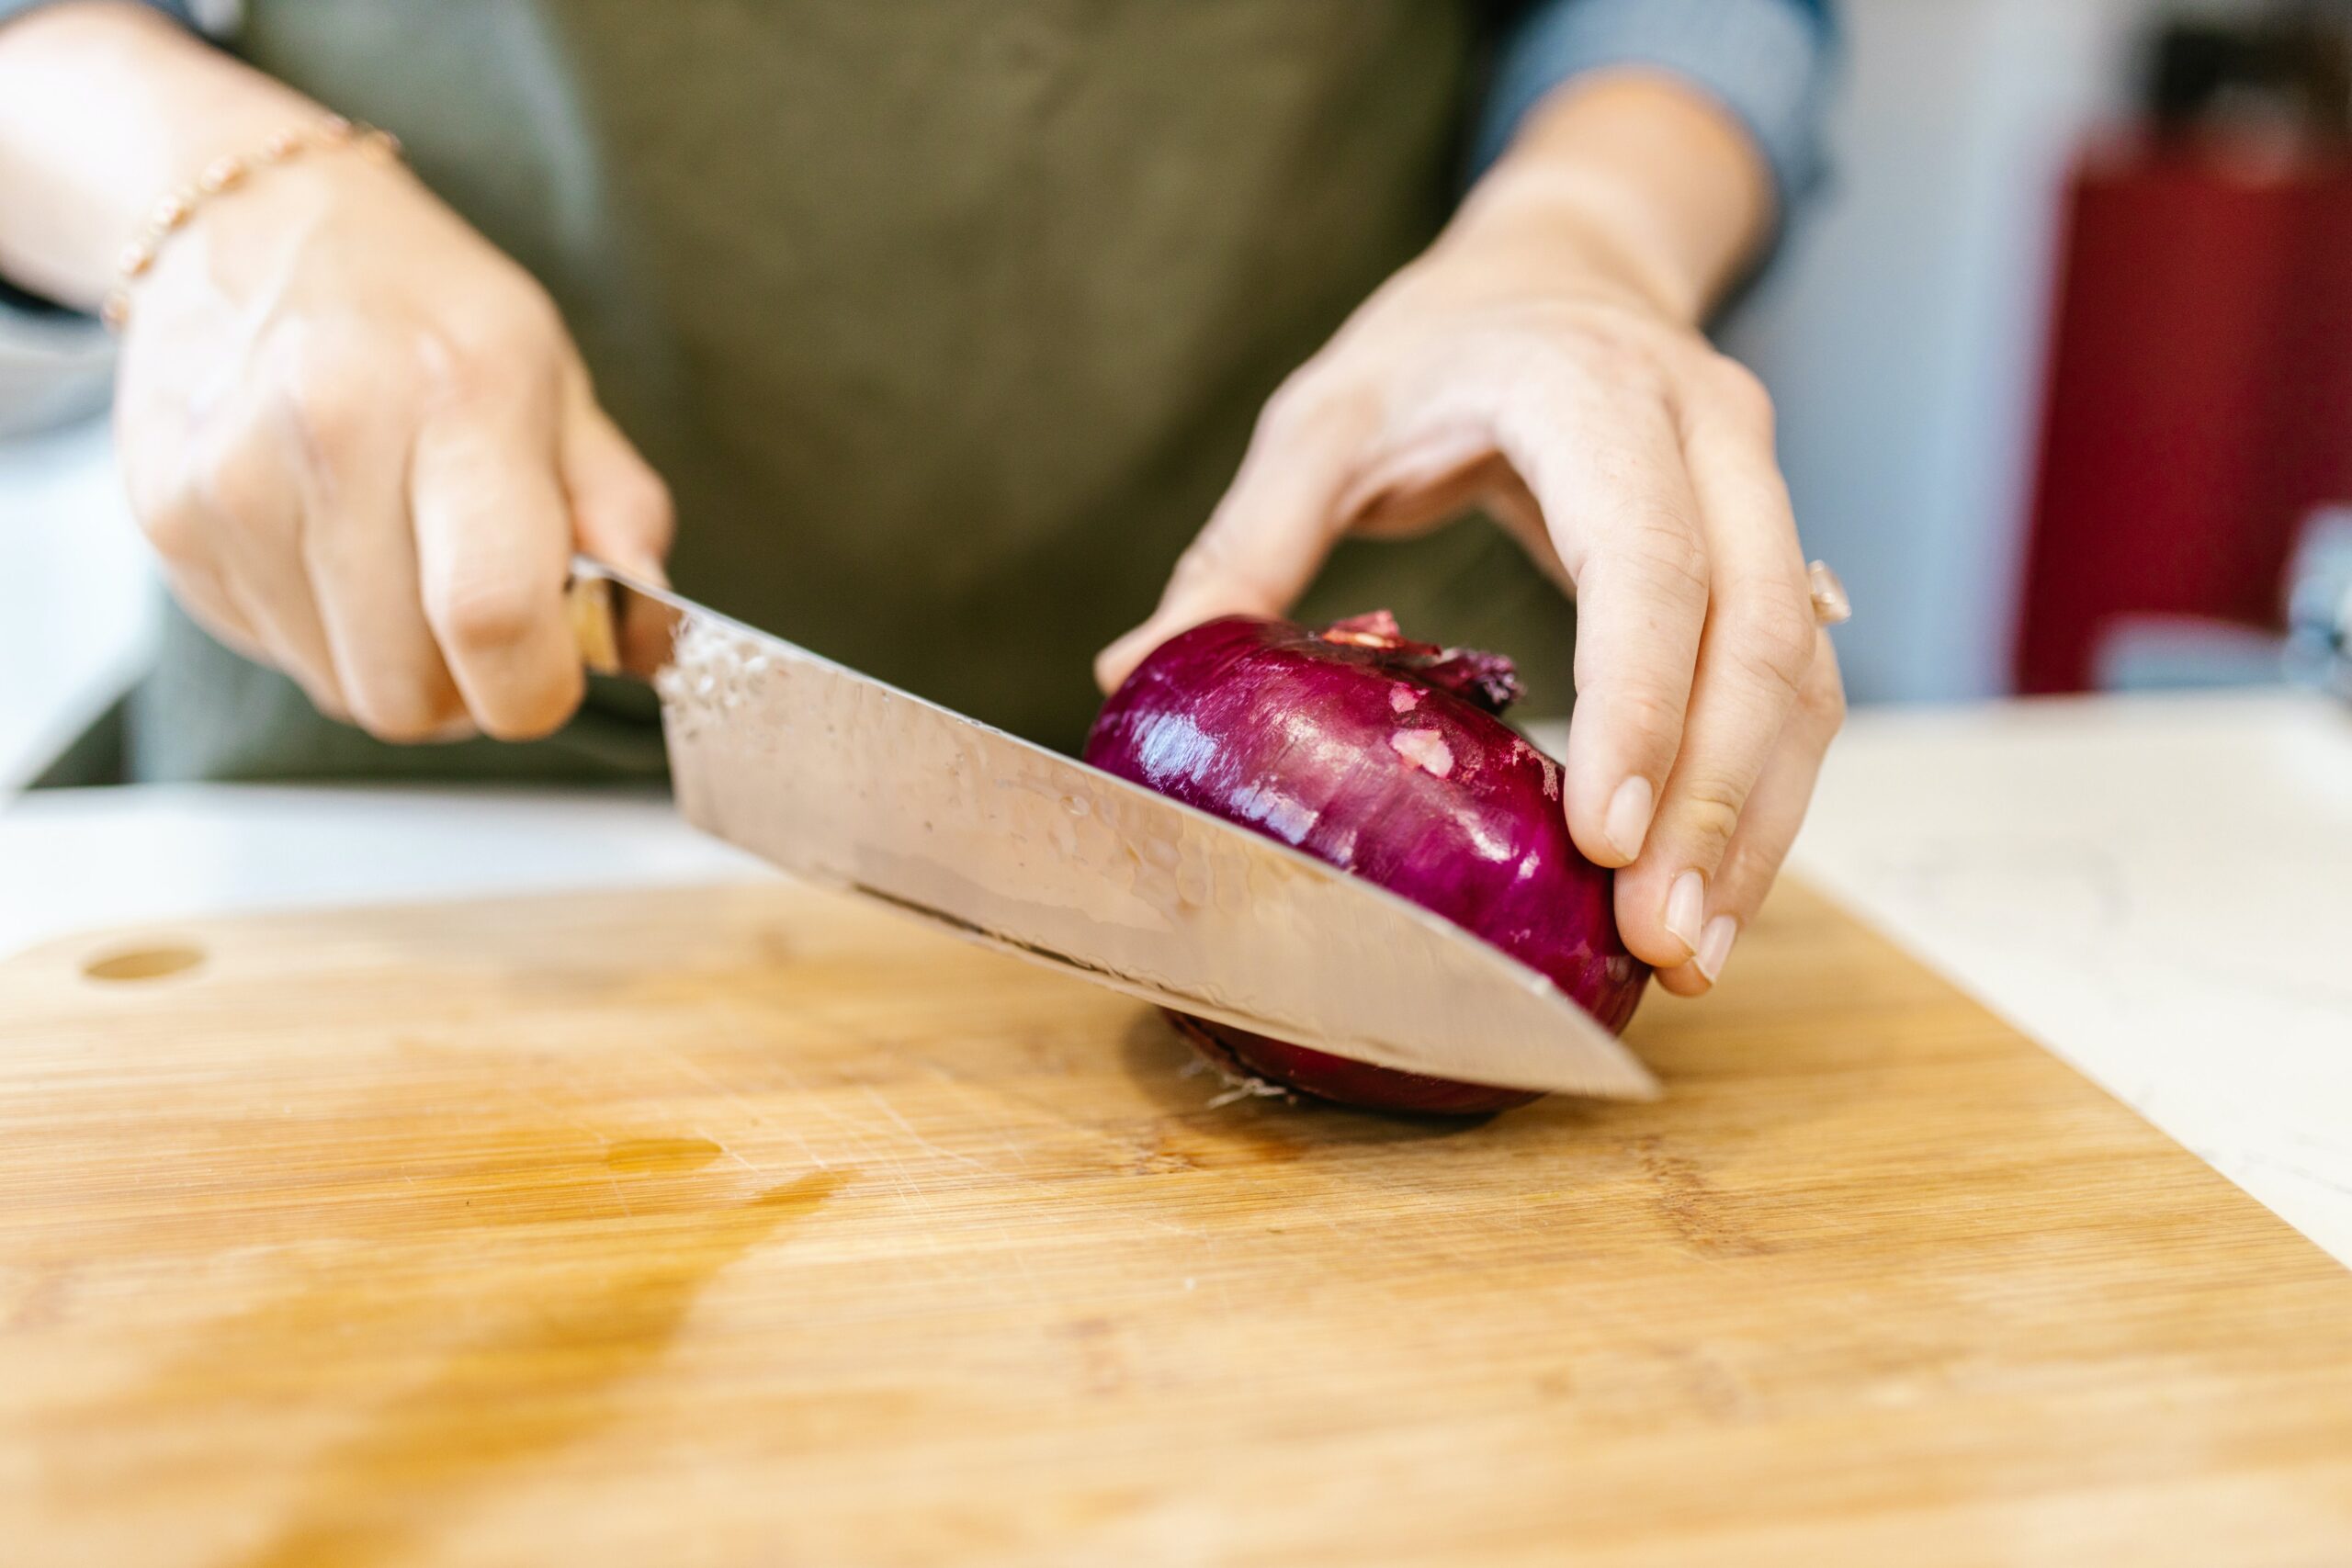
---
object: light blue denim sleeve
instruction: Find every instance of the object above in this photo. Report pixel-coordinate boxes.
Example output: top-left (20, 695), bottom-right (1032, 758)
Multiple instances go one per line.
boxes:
top-left (1476, 0), bottom-right (1838, 222)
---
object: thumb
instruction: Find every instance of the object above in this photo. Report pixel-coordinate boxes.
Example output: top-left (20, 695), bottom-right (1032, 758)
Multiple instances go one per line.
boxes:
top-left (560, 389), bottom-right (675, 585)
top-left (1094, 394), bottom-right (1364, 692)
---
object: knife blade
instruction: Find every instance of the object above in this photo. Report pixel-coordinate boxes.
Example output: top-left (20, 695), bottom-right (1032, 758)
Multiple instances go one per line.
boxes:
top-left (567, 558), bottom-right (1657, 1100)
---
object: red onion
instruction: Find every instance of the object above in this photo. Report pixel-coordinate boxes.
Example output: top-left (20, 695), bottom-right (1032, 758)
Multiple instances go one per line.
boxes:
top-left (1084, 611), bottom-right (1648, 1115)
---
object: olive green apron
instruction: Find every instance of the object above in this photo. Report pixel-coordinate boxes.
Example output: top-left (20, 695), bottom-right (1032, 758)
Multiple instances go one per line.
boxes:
top-left (126, 0), bottom-right (1578, 783)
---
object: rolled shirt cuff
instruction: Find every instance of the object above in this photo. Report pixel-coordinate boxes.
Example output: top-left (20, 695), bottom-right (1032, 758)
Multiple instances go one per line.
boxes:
top-left (1475, 0), bottom-right (1837, 221)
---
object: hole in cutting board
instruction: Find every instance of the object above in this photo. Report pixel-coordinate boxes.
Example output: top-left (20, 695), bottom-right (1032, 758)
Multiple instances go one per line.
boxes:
top-left (81, 943), bottom-right (206, 983)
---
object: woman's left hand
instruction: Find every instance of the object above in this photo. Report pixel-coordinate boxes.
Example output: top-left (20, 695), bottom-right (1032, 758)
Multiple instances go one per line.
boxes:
top-left (1096, 78), bottom-right (1844, 997)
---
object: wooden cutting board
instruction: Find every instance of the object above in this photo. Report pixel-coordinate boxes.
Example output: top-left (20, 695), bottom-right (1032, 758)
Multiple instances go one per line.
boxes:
top-left (4, 880), bottom-right (2350, 1567)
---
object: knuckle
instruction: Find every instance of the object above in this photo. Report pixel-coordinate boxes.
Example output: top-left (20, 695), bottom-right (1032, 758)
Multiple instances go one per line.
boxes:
top-left (1616, 516), bottom-right (1710, 599)
top-left (1254, 372), bottom-right (1314, 437)
top-left (1528, 314), bottom-right (1676, 405)
top-left (354, 711), bottom-right (435, 745)
top-left (476, 669), bottom-right (583, 742)
top-left (427, 575), bottom-right (545, 654)
top-left (1170, 533), bottom-right (1280, 610)
top-left (1586, 340), bottom-right (1673, 406)
top-left (503, 278), bottom-right (567, 342)
top-left (1250, 394), bottom-right (1308, 452)
top-left (423, 305), bottom-right (562, 407)
top-left (1177, 522), bottom-right (1252, 581)
top-left (1716, 834), bottom-right (1787, 900)
top-left (285, 378), bottom-right (372, 459)
top-left (1170, 537), bottom-right (1226, 588)
top-left (1704, 356), bottom-right (1775, 433)
top-left (1721, 587), bottom-right (1818, 697)
top-left (420, 334), bottom-right (511, 407)
top-left (277, 322), bottom-right (413, 454)
top-left (1672, 779), bottom-right (1746, 856)
top-left (1254, 364), bottom-right (1358, 446)
top-left (1607, 682), bottom-right (1688, 751)
top-left (469, 283), bottom-right (566, 357)
top-left (285, 361), bottom-right (381, 457)
top-left (350, 689), bottom-right (456, 745)
top-left (1803, 661), bottom-right (1849, 732)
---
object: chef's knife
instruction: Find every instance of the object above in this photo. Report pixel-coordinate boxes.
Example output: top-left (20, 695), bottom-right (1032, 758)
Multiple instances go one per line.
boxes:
top-left (566, 557), bottom-right (1658, 1100)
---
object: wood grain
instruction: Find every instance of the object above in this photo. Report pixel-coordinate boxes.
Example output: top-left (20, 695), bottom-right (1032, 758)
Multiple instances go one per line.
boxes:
top-left (2, 880), bottom-right (2348, 1566)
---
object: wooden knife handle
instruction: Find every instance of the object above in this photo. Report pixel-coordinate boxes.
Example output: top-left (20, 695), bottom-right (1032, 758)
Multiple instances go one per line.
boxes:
top-left (563, 554), bottom-right (683, 684)
top-left (566, 561), bottom-right (624, 677)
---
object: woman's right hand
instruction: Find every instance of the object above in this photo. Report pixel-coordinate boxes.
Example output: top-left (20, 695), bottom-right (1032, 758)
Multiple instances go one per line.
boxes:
top-left (114, 138), bottom-right (673, 741)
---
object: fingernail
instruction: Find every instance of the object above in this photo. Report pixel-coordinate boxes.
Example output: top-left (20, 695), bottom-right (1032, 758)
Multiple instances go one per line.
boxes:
top-left (1807, 559), bottom-right (1850, 626)
top-left (1695, 914), bottom-right (1738, 984)
top-left (1663, 871), bottom-right (1705, 955)
top-left (1603, 776), bottom-right (1655, 861)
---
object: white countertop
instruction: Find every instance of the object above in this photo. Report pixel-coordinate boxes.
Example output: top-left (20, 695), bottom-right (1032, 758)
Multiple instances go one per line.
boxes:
top-left (3, 689), bottom-right (2347, 1269)
top-left (0, 418), bottom-right (156, 792)
top-left (1789, 690), bottom-right (2352, 1269)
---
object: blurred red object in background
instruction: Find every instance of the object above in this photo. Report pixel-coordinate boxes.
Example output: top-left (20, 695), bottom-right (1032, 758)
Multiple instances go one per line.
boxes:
top-left (2015, 137), bottom-right (2352, 694)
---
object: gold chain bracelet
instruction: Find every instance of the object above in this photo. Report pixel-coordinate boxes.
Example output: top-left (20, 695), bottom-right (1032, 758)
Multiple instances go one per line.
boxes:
top-left (101, 115), bottom-right (403, 331)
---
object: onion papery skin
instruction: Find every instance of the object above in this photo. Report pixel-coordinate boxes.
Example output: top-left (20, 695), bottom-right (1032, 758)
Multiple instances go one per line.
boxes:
top-left (1083, 612), bottom-right (1648, 1116)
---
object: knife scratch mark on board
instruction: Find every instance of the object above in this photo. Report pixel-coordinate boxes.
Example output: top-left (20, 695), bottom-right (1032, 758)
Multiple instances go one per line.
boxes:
top-left (654, 1043), bottom-right (835, 1170)
top-left (860, 1085), bottom-right (989, 1174)
top-left (690, 1125), bottom-right (763, 1177)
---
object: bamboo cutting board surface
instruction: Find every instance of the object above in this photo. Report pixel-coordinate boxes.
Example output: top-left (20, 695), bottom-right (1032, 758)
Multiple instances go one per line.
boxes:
top-left (3, 880), bottom-right (2350, 1567)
